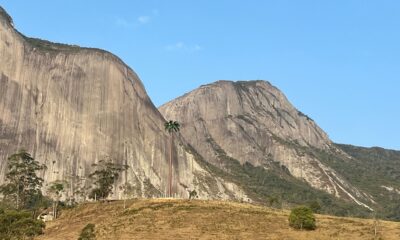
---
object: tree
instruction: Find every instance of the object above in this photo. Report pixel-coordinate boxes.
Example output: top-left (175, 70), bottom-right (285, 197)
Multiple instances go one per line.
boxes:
top-left (164, 120), bottom-right (180, 197)
top-left (47, 180), bottom-right (66, 219)
top-left (88, 159), bottom-right (128, 201)
top-left (289, 206), bottom-right (316, 230)
top-left (0, 150), bottom-right (46, 210)
top-left (73, 176), bottom-right (90, 203)
top-left (119, 182), bottom-right (135, 209)
top-left (66, 174), bottom-right (89, 204)
top-left (188, 189), bottom-right (198, 200)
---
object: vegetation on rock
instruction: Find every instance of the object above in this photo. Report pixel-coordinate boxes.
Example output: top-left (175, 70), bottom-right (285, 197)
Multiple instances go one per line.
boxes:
top-left (195, 136), bottom-right (370, 218)
top-left (88, 159), bottom-right (128, 200)
top-left (313, 144), bottom-right (400, 220)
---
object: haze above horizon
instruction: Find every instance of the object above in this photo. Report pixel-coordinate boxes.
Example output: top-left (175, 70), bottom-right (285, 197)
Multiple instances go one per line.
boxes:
top-left (1, 0), bottom-right (399, 150)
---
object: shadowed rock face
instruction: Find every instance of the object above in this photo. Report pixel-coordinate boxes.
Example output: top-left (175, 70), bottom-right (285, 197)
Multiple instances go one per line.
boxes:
top-left (159, 80), bottom-right (373, 209)
top-left (0, 7), bottom-right (247, 200)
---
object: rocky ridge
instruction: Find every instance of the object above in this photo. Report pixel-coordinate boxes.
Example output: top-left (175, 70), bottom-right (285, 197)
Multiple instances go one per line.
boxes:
top-left (0, 6), bottom-right (246, 201)
top-left (160, 80), bottom-right (373, 209)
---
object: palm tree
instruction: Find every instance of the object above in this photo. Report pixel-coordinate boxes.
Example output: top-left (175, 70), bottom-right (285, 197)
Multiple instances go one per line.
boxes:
top-left (164, 120), bottom-right (180, 197)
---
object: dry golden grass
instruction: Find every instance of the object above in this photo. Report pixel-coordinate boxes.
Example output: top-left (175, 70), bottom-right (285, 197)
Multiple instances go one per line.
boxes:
top-left (37, 199), bottom-right (400, 240)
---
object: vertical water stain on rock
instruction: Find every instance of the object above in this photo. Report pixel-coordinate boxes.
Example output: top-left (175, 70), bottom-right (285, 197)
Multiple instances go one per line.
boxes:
top-left (0, 6), bottom-right (245, 200)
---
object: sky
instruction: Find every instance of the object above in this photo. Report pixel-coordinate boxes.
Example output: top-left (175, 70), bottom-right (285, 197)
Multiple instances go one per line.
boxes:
top-left (1, 0), bottom-right (399, 150)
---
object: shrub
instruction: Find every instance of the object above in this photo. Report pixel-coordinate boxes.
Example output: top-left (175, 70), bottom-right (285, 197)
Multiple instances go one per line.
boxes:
top-left (78, 223), bottom-right (96, 240)
top-left (0, 209), bottom-right (45, 239)
top-left (289, 206), bottom-right (316, 230)
top-left (267, 195), bottom-right (281, 208)
top-left (188, 190), bottom-right (198, 200)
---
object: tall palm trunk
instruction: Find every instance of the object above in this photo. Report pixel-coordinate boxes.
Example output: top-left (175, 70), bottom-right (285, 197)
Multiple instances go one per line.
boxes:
top-left (169, 134), bottom-right (173, 197)
top-left (164, 120), bottom-right (180, 198)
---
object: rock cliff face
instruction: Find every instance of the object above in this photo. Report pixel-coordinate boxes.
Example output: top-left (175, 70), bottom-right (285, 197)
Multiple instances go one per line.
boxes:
top-left (159, 80), bottom-right (373, 209)
top-left (0, 7), bottom-right (247, 200)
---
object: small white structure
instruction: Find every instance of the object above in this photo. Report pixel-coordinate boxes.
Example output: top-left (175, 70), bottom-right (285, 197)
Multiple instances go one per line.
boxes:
top-left (37, 212), bottom-right (54, 222)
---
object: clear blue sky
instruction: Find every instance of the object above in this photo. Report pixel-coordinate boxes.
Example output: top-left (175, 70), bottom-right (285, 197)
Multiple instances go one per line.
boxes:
top-left (1, 1), bottom-right (399, 150)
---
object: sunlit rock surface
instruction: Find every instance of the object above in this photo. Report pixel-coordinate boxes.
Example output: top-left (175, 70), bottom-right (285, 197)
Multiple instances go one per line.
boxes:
top-left (159, 80), bottom-right (372, 209)
top-left (0, 7), bottom-right (247, 201)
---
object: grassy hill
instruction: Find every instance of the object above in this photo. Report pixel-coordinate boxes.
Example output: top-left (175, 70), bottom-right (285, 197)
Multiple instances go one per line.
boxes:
top-left (37, 199), bottom-right (400, 240)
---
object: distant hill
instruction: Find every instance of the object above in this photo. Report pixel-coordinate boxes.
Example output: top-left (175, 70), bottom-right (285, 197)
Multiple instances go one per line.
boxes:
top-left (332, 144), bottom-right (400, 220)
top-left (160, 80), bottom-right (400, 220)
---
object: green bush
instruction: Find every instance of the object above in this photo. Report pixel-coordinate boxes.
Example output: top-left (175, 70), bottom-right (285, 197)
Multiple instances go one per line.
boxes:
top-left (78, 223), bottom-right (96, 240)
top-left (0, 209), bottom-right (45, 239)
top-left (289, 206), bottom-right (316, 230)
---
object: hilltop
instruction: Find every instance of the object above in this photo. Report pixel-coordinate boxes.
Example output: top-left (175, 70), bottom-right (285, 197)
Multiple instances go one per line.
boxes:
top-left (37, 199), bottom-right (400, 240)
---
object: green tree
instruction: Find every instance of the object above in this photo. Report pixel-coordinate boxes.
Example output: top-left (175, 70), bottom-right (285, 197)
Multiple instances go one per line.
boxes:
top-left (0, 209), bottom-right (45, 239)
top-left (66, 174), bottom-right (89, 204)
top-left (0, 150), bottom-right (46, 210)
top-left (164, 120), bottom-right (180, 197)
top-left (289, 206), bottom-right (316, 230)
top-left (188, 189), bottom-right (198, 200)
top-left (73, 176), bottom-right (90, 204)
top-left (88, 159), bottom-right (128, 200)
top-left (47, 180), bottom-right (66, 219)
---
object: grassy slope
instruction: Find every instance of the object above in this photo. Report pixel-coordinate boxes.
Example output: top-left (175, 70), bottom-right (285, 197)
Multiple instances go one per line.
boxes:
top-left (37, 199), bottom-right (400, 240)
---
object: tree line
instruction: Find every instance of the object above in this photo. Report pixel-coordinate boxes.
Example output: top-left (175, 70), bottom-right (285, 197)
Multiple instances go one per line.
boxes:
top-left (0, 149), bottom-right (128, 239)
